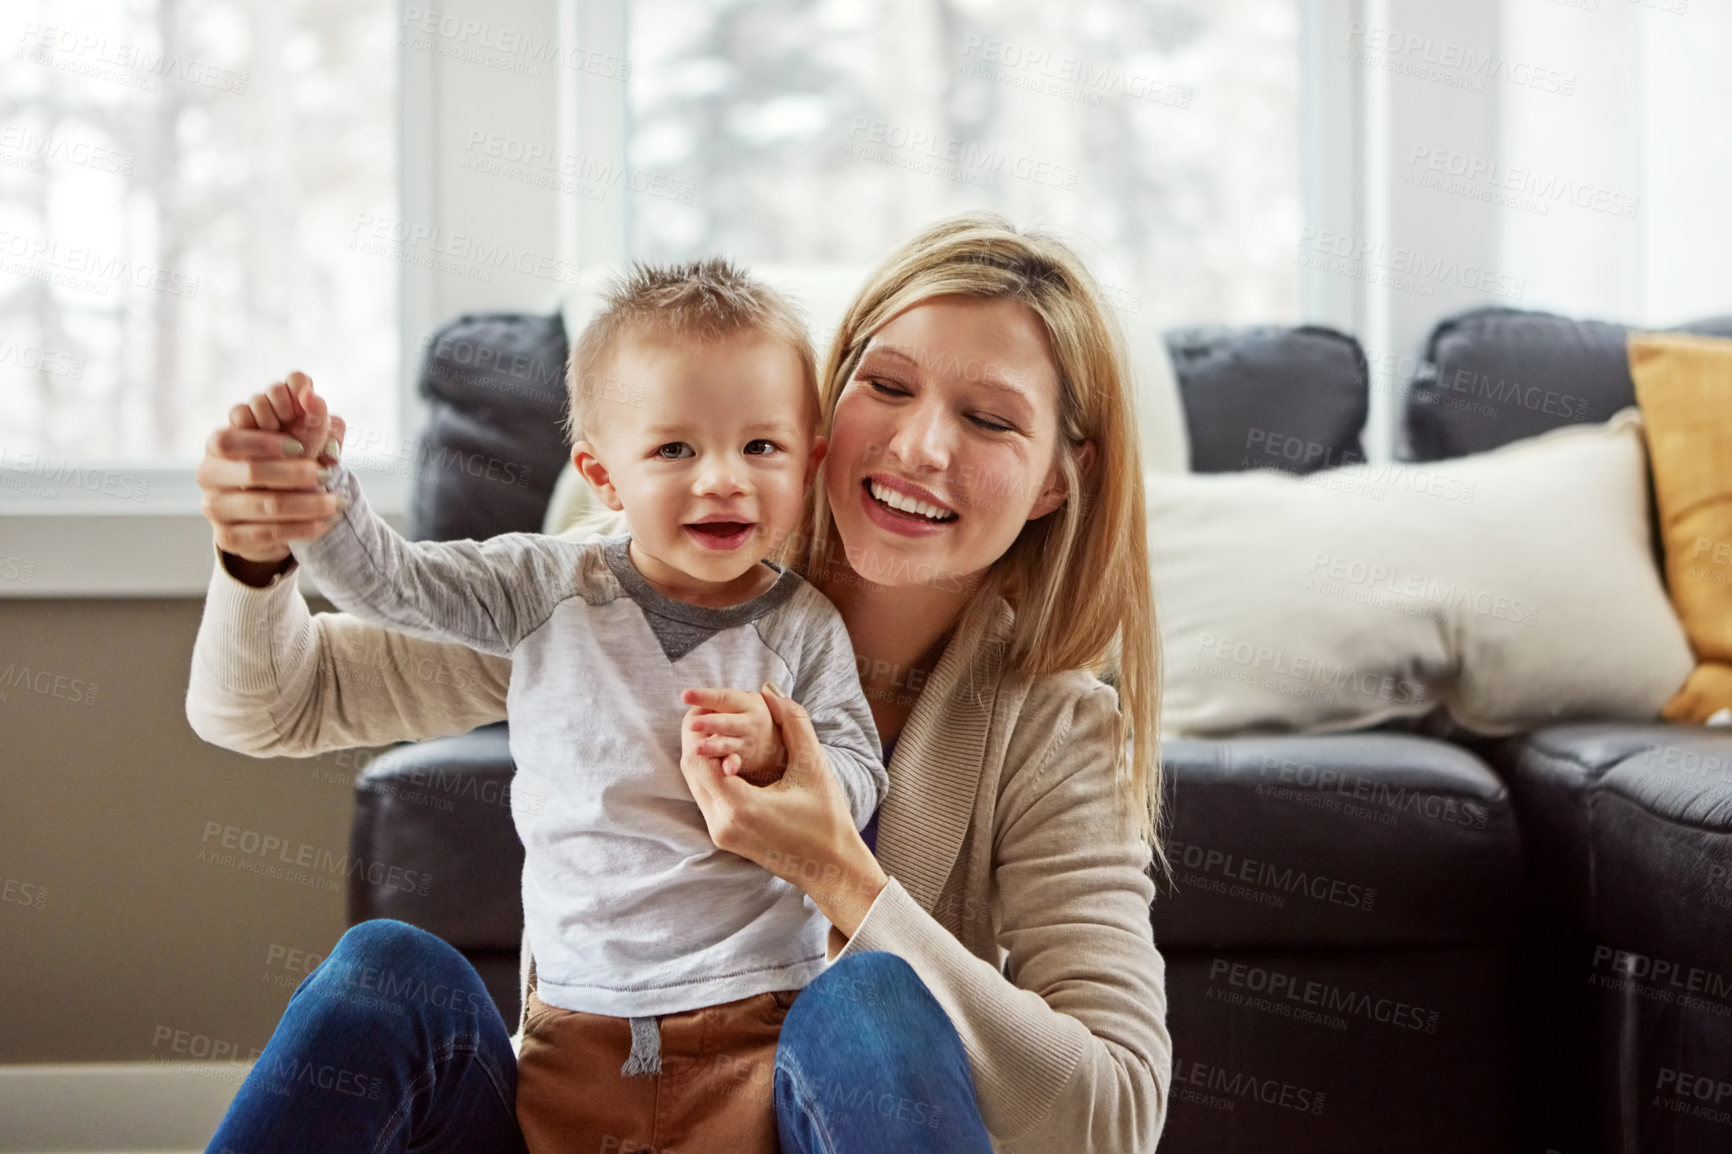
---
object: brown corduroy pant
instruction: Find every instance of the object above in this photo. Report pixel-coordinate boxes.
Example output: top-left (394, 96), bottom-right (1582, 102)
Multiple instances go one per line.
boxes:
top-left (516, 986), bottom-right (798, 1154)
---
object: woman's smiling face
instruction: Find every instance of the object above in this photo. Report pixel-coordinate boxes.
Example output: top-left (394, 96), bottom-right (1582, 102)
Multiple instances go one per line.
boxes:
top-left (824, 294), bottom-right (1073, 592)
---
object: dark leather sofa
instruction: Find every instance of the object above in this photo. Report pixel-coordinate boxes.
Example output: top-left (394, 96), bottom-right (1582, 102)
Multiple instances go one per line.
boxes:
top-left (345, 305), bottom-right (1732, 1153)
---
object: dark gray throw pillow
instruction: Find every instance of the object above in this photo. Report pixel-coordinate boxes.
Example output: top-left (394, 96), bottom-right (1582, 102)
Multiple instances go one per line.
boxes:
top-left (1164, 325), bottom-right (1369, 475)
top-left (407, 311), bottom-right (571, 543)
top-left (1402, 306), bottom-right (1732, 461)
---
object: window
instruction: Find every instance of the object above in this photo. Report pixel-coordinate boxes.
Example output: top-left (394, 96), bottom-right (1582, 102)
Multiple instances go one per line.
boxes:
top-left (625, 0), bottom-right (1301, 328)
top-left (0, 0), bottom-right (397, 477)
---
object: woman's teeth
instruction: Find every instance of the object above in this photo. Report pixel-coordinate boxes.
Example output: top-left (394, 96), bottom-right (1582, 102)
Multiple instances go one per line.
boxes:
top-left (867, 480), bottom-right (956, 522)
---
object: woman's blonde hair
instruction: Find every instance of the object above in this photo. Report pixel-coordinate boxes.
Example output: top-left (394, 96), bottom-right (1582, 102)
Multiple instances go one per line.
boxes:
top-left (787, 213), bottom-right (1164, 850)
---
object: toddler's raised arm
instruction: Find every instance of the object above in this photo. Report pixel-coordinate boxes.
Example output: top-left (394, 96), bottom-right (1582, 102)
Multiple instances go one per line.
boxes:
top-left (288, 462), bottom-right (587, 656)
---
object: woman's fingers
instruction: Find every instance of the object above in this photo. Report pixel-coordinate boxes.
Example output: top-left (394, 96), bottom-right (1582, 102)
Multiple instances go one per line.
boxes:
top-left (205, 425), bottom-right (321, 469)
top-left (204, 488), bottom-right (344, 524)
top-left (325, 414), bottom-right (346, 463)
top-left (196, 456), bottom-right (322, 495)
top-left (229, 404), bottom-right (260, 430)
top-left (760, 692), bottom-right (821, 778)
top-left (213, 518), bottom-right (341, 555)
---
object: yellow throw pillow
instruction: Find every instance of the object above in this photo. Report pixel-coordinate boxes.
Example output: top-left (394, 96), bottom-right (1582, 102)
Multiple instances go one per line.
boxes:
top-left (1628, 332), bottom-right (1732, 723)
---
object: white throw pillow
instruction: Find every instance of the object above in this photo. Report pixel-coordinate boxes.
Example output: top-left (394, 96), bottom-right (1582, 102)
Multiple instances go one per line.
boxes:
top-left (1149, 406), bottom-right (1694, 738)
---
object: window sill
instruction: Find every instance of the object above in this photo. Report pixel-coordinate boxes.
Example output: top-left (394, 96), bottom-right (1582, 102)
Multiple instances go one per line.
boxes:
top-left (0, 468), bottom-right (409, 598)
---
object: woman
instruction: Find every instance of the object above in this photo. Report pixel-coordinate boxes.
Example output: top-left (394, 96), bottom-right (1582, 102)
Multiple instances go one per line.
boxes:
top-left (187, 213), bottom-right (1171, 1152)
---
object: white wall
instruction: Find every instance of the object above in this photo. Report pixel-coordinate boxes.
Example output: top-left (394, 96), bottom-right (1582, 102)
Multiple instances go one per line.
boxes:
top-left (1500, 0), bottom-right (1729, 328)
top-left (1304, 0), bottom-right (1728, 458)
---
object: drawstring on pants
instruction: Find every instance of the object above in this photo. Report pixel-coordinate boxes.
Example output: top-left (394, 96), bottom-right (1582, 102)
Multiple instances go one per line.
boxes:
top-left (621, 1015), bottom-right (662, 1077)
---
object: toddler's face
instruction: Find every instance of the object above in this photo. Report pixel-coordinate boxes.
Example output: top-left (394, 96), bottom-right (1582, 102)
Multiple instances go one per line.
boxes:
top-left (574, 330), bottom-right (823, 593)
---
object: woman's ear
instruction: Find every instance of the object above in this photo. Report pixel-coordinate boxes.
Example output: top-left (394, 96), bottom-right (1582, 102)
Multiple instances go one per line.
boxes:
top-left (572, 441), bottom-right (624, 512)
top-left (1029, 438), bottom-right (1096, 521)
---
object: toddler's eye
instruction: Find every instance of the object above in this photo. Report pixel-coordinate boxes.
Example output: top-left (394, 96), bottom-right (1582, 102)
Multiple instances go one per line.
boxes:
top-left (656, 443), bottom-right (693, 460)
top-left (744, 439), bottom-right (779, 456)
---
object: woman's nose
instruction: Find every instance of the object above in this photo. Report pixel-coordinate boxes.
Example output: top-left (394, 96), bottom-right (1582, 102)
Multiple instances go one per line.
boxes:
top-left (884, 397), bottom-right (953, 470)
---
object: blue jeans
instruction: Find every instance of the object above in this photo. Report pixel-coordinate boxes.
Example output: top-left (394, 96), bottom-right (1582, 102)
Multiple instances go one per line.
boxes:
top-left (206, 920), bottom-right (993, 1153)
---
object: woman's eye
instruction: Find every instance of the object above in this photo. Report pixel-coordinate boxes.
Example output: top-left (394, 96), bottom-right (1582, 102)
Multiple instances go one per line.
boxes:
top-left (970, 415), bottom-right (1014, 433)
top-left (656, 443), bottom-right (693, 460)
top-left (745, 439), bottom-right (779, 455)
top-left (867, 378), bottom-right (910, 398)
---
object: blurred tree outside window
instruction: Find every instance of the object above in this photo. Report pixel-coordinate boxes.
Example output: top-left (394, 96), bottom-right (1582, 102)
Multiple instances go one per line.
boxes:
top-left (628, 0), bottom-right (1300, 329)
top-left (0, 0), bottom-right (396, 468)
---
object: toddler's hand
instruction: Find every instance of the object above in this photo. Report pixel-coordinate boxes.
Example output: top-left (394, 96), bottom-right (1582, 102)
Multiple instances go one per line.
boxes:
top-left (230, 370), bottom-right (344, 469)
top-left (680, 686), bottom-right (786, 786)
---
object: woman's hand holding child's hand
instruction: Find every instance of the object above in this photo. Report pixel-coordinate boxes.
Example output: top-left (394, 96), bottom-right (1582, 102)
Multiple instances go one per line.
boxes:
top-left (227, 372), bottom-right (348, 543)
top-left (677, 688), bottom-right (889, 938)
top-left (679, 687), bottom-right (786, 784)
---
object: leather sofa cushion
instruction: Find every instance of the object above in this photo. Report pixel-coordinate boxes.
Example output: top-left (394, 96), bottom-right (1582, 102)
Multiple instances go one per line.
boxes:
top-left (1486, 723), bottom-right (1732, 972)
top-left (1154, 733), bottom-right (1519, 949)
top-left (1161, 945), bottom-right (1514, 1151)
top-left (348, 724), bottom-right (524, 951)
top-left (1590, 733), bottom-right (1732, 978)
top-left (1164, 325), bottom-right (1367, 474)
top-left (1402, 306), bottom-right (1732, 461)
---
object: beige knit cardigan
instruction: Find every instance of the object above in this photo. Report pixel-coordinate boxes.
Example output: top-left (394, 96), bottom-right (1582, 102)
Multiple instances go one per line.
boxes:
top-left (186, 537), bottom-right (1172, 1151)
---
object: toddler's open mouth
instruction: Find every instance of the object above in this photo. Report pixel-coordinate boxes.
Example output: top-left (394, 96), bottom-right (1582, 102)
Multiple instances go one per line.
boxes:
top-left (684, 521), bottom-right (755, 549)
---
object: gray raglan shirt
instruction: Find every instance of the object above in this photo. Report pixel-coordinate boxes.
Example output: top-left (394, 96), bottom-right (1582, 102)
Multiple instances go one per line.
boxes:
top-left (289, 462), bottom-right (886, 1017)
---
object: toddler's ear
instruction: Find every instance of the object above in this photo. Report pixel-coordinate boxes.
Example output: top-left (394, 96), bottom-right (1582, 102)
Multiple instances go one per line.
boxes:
top-left (803, 435), bottom-right (828, 488)
top-left (572, 441), bottom-right (623, 511)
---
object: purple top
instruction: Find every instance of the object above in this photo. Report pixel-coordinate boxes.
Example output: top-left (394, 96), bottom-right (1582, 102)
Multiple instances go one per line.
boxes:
top-left (859, 731), bottom-right (899, 854)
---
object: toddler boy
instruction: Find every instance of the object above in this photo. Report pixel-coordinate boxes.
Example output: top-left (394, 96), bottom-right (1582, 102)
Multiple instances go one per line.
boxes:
top-left (266, 260), bottom-right (886, 1154)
